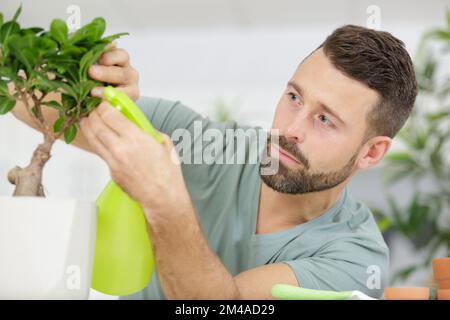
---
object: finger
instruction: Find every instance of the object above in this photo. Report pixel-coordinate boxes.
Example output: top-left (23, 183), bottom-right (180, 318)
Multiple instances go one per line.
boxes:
top-left (90, 86), bottom-right (104, 97)
top-left (115, 84), bottom-right (139, 101)
top-left (86, 108), bottom-right (126, 153)
top-left (90, 84), bottom-right (138, 100)
top-left (95, 101), bottom-right (140, 138)
top-left (105, 41), bottom-right (117, 51)
top-left (161, 133), bottom-right (172, 148)
top-left (88, 65), bottom-right (131, 85)
top-left (80, 117), bottom-right (115, 164)
top-left (97, 48), bottom-right (130, 67)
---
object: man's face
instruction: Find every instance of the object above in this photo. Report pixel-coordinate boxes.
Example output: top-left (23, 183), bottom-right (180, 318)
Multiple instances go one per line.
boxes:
top-left (261, 48), bottom-right (379, 194)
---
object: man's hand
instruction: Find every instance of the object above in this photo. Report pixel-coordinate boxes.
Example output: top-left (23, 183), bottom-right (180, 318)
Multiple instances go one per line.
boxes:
top-left (79, 102), bottom-right (191, 215)
top-left (88, 43), bottom-right (140, 101)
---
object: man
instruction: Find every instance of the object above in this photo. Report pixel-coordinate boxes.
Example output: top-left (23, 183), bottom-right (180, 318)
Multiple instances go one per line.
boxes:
top-left (13, 25), bottom-right (417, 299)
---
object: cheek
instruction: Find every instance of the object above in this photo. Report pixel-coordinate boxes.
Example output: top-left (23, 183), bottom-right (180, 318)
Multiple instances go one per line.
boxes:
top-left (310, 138), bottom-right (356, 171)
top-left (272, 101), bottom-right (292, 130)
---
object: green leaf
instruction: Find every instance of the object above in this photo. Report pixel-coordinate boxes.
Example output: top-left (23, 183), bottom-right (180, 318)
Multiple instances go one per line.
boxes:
top-left (0, 95), bottom-right (16, 114)
top-left (447, 9), bottom-right (450, 29)
top-left (12, 5), bottom-right (22, 22)
top-left (377, 216), bottom-right (392, 233)
top-left (42, 100), bottom-right (64, 113)
top-left (37, 37), bottom-right (58, 56)
top-left (414, 129), bottom-right (429, 150)
top-left (427, 29), bottom-right (450, 41)
top-left (99, 32), bottom-right (129, 44)
top-left (0, 13), bottom-right (4, 29)
top-left (20, 27), bottom-right (44, 35)
top-left (69, 20), bottom-right (97, 45)
top-left (387, 194), bottom-right (406, 232)
top-left (384, 151), bottom-right (416, 164)
top-left (0, 66), bottom-right (16, 81)
top-left (68, 25), bottom-right (89, 45)
top-left (430, 135), bottom-right (445, 173)
top-left (423, 57), bottom-right (436, 82)
top-left (34, 76), bottom-right (77, 98)
top-left (59, 45), bottom-right (87, 57)
top-left (61, 93), bottom-right (77, 110)
top-left (407, 193), bottom-right (427, 231)
top-left (84, 96), bottom-right (101, 112)
top-left (46, 55), bottom-right (78, 82)
top-left (79, 43), bottom-right (107, 81)
top-left (6, 34), bottom-right (39, 71)
top-left (33, 76), bottom-right (57, 92)
top-left (57, 81), bottom-right (78, 99)
top-left (64, 124), bottom-right (77, 143)
top-left (69, 17), bottom-right (107, 46)
top-left (50, 19), bottom-right (68, 45)
top-left (426, 111), bottom-right (450, 122)
top-left (53, 117), bottom-right (65, 133)
top-left (0, 80), bottom-right (9, 95)
top-left (78, 80), bottom-right (101, 101)
top-left (0, 21), bottom-right (20, 45)
top-left (88, 18), bottom-right (106, 43)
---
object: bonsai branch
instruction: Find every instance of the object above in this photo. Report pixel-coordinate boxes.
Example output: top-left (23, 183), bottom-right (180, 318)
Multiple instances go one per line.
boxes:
top-left (8, 134), bottom-right (56, 197)
top-left (18, 88), bottom-right (45, 132)
top-left (31, 91), bottom-right (51, 132)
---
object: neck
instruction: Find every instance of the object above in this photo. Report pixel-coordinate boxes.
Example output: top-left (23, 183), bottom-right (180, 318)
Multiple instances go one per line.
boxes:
top-left (256, 179), bottom-right (349, 234)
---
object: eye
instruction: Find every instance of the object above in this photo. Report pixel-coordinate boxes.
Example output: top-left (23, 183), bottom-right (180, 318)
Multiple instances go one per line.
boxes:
top-left (287, 92), bottom-right (301, 104)
top-left (318, 114), bottom-right (333, 127)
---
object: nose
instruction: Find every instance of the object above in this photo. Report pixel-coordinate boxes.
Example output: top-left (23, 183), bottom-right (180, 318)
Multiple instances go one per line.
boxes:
top-left (284, 115), bottom-right (306, 144)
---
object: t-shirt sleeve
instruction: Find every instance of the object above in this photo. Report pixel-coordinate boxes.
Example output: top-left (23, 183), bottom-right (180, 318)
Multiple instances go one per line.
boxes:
top-left (283, 237), bottom-right (389, 299)
top-left (135, 96), bottom-right (204, 136)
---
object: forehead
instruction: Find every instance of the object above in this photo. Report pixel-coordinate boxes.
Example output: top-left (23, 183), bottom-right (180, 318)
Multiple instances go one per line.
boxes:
top-left (291, 48), bottom-right (379, 128)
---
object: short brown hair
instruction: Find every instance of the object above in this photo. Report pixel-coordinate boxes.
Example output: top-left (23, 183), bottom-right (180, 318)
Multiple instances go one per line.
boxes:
top-left (319, 25), bottom-right (418, 139)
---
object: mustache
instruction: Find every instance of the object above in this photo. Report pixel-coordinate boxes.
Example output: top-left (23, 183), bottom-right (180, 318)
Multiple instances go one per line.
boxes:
top-left (269, 135), bottom-right (310, 169)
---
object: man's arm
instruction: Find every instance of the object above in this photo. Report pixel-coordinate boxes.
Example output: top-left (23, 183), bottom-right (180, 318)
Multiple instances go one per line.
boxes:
top-left (143, 201), bottom-right (298, 300)
top-left (78, 101), bottom-right (299, 300)
top-left (9, 46), bottom-right (139, 154)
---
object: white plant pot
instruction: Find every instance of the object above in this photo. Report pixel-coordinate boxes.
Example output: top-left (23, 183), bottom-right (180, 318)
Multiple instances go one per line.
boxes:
top-left (0, 196), bottom-right (98, 299)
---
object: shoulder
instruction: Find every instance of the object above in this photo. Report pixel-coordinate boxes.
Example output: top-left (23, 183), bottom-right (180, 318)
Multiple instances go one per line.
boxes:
top-left (316, 191), bottom-right (390, 274)
top-left (339, 192), bottom-right (387, 245)
top-left (136, 96), bottom-right (179, 110)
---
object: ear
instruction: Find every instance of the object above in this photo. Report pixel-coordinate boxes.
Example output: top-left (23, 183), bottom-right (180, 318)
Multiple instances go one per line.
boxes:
top-left (356, 136), bottom-right (392, 170)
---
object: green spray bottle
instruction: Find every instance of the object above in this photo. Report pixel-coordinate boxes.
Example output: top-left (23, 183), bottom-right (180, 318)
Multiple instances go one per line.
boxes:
top-left (91, 86), bottom-right (165, 296)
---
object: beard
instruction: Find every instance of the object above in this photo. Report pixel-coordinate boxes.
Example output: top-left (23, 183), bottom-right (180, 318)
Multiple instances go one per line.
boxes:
top-left (259, 135), bottom-right (360, 195)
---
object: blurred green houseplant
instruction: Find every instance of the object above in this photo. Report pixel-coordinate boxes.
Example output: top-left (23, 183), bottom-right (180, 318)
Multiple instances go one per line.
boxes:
top-left (372, 11), bottom-right (450, 284)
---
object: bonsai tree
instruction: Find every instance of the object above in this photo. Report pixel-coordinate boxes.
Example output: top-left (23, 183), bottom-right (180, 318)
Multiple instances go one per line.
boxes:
top-left (0, 6), bottom-right (127, 197)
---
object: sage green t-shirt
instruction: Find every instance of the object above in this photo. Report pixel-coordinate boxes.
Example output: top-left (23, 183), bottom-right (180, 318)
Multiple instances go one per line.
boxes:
top-left (121, 96), bottom-right (389, 300)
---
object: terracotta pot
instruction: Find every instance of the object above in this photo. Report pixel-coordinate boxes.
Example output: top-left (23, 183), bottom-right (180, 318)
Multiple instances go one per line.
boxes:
top-left (437, 289), bottom-right (450, 300)
top-left (432, 258), bottom-right (450, 289)
top-left (437, 279), bottom-right (450, 290)
top-left (384, 287), bottom-right (430, 300)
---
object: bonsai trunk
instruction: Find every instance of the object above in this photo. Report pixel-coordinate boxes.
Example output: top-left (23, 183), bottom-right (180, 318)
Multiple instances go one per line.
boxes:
top-left (7, 134), bottom-right (56, 197)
